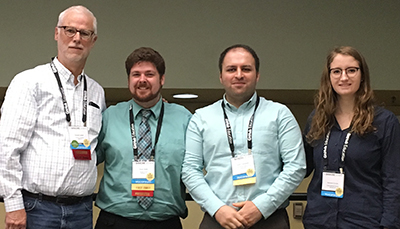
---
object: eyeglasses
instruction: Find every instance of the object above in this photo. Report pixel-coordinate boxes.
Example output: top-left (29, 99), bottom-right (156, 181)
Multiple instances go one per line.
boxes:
top-left (329, 67), bottom-right (360, 78)
top-left (57, 26), bottom-right (95, 40)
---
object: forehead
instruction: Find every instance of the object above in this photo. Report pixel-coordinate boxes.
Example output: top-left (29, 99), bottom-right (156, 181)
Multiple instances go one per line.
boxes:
top-left (131, 61), bottom-right (158, 71)
top-left (223, 48), bottom-right (255, 66)
top-left (330, 54), bottom-right (359, 67)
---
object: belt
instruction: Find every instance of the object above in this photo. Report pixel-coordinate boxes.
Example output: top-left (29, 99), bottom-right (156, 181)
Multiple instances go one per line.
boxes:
top-left (99, 210), bottom-right (181, 225)
top-left (22, 190), bottom-right (92, 205)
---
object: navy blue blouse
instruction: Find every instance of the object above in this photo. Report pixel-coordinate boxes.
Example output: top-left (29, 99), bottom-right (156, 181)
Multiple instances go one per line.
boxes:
top-left (303, 107), bottom-right (400, 229)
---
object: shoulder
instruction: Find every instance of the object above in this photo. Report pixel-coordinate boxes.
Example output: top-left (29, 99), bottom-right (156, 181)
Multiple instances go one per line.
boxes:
top-left (7, 63), bottom-right (51, 93)
top-left (258, 97), bottom-right (293, 115)
top-left (374, 106), bottom-right (399, 126)
top-left (306, 109), bottom-right (316, 123)
top-left (260, 97), bottom-right (284, 107)
top-left (164, 102), bottom-right (192, 122)
top-left (164, 102), bottom-right (191, 115)
top-left (188, 101), bottom-right (222, 131)
top-left (12, 63), bottom-right (51, 82)
top-left (194, 99), bottom-right (222, 116)
top-left (104, 101), bottom-right (130, 116)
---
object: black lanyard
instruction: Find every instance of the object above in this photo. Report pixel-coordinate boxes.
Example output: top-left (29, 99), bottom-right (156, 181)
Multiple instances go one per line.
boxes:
top-left (129, 102), bottom-right (164, 161)
top-left (50, 58), bottom-right (87, 126)
top-left (221, 96), bottom-right (260, 157)
top-left (323, 130), bottom-right (351, 173)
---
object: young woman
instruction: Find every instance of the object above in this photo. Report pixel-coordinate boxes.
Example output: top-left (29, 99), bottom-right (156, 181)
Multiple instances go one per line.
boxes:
top-left (303, 46), bottom-right (400, 229)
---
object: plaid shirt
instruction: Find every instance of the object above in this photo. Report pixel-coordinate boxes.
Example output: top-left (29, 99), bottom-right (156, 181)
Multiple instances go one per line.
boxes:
top-left (0, 58), bottom-right (105, 212)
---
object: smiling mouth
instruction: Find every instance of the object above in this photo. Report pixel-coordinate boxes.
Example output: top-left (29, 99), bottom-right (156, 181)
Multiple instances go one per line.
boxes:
top-left (232, 82), bottom-right (246, 87)
top-left (137, 86), bottom-right (150, 90)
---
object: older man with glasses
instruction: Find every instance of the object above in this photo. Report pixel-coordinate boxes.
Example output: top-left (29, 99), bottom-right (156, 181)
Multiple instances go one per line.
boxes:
top-left (0, 5), bottom-right (105, 229)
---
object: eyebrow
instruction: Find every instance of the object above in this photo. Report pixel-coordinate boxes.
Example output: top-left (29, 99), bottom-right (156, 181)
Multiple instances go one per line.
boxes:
top-left (132, 70), bottom-right (156, 73)
top-left (131, 71), bottom-right (157, 76)
top-left (330, 66), bottom-right (359, 69)
top-left (225, 64), bottom-right (253, 68)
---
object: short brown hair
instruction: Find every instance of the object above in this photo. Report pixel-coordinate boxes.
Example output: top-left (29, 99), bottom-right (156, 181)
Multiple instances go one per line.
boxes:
top-left (125, 47), bottom-right (165, 77)
top-left (218, 44), bottom-right (259, 73)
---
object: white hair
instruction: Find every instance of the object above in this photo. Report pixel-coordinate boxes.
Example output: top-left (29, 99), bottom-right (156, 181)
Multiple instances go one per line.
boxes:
top-left (57, 5), bottom-right (97, 34)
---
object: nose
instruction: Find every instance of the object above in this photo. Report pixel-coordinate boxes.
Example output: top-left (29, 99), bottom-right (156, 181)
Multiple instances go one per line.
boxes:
top-left (72, 32), bottom-right (81, 41)
top-left (339, 71), bottom-right (349, 80)
top-left (138, 74), bottom-right (147, 81)
top-left (235, 69), bottom-right (244, 79)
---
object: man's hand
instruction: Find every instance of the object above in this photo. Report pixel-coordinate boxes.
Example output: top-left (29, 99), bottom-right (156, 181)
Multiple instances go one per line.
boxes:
top-left (214, 205), bottom-right (248, 229)
top-left (5, 209), bottom-right (26, 229)
top-left (233, 201), bottom-right (263, 228)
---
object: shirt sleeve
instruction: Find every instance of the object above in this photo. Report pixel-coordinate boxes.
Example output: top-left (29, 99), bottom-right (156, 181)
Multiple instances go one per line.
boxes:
top-left (96, 109), bottom-right (108, 165)
top-left (251, 106), bottom-right (306, 218)
top-left (0, 73), bottom-right (38, 212)
top-left (182, 113), bottom-right (226, 216)
top-left (380, 113), bottom-right (400, 228)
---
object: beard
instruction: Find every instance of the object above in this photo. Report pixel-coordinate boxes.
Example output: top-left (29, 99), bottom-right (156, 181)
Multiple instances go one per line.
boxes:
top-left (131, 83), bottom-right (163, 104)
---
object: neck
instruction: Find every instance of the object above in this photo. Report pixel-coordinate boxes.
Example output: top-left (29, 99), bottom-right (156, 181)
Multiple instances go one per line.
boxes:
top-left (57, 57), bottom-right (86, 84)
top-left (335, 97), bottom-right (355, 130)
top-left (226, 93), bottom-right (253, 109)
top-left (336, 96), bottom-right (355, 115)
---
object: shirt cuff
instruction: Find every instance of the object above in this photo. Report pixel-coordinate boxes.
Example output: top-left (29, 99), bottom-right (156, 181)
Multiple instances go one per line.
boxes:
top-left (252, 193), bottom-right (279, 219)
top-left (4, 195), bottom-right (25, 213)
top-left (204, 198), bottom-right (226, 217)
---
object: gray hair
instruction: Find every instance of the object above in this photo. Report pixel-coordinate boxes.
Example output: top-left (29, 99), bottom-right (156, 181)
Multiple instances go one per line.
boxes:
top-left (57, 5), bottom-right (97, 34)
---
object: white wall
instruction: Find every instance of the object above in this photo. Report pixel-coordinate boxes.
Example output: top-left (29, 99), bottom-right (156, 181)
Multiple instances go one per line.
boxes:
top-left (1, 0), bottom-right (399, 90)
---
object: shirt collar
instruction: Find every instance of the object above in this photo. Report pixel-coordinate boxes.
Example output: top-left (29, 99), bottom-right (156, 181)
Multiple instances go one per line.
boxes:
top-left (52, 57), bottom-right (85, 84)
top-left (222, 92), bottom-right (258, 111)
top-left (130, 97), bottom-right (163, 120)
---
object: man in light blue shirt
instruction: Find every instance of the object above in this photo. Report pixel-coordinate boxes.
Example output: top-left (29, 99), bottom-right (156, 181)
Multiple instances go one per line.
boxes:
top-left (182, 44), bottom-right (306, 229)
top-left (95, 47), bottom-right (192, 229)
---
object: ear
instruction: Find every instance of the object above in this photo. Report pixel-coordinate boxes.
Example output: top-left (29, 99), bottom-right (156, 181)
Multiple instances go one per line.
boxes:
top-left (92, 35), bottom-right (98, 43)
top-left (256, 72), bottom-right (260, 82)
top-left (219, 73), bottom-right (223, 84)
top-left (54, 27), bottom-right (59, 41)
top-left (160, 74), bottom-right (165, 86)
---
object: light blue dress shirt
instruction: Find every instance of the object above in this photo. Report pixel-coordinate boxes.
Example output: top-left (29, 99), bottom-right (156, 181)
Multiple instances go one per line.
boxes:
top-left (96, 98), bottom-right (192, 220)
top-left (182, 92), bottom-right (306, 218)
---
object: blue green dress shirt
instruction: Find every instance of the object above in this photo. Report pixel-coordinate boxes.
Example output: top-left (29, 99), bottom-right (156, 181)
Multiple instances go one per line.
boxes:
top-left (96, 98), bottom-right (192, 220)
top-left (182, 92), bottom-right (306, 218)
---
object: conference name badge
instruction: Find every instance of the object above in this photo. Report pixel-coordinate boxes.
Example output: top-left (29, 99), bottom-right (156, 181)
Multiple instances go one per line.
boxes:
top-left (321, 171), bottom-right (344, 198)
top-left (132, 160), bottom-right (155, 197)
top-left (68, 126), bottom-right (91, 160)
top-left (231, 154), bottom-right (256, 186)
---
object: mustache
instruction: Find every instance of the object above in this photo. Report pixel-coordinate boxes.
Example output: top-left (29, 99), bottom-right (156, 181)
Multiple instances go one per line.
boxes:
top-left (136, 81), bottom-right (150, 88)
